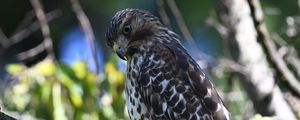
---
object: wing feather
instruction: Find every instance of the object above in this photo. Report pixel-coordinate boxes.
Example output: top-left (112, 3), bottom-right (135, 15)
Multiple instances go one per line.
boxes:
top-left (137, 43), bottom-right (220, 119)
top-left (164, 42), bottom-right (230, 120)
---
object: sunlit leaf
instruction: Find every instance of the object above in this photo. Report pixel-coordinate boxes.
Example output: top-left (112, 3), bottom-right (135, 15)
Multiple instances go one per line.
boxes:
top-left (105, 63), bottom-right (124, 85)
top-left (52, 83), bottom-right (68, 120)
top-left (298, 109), bottom-right (300, 119)
top-left (40, 81), bottom-right (52, 103)
top-left (102, 105), bottom-right (116, 119)
top-left (10, 84), bottom-right (30, 111)
top-left (57, 69), bottom-right (74, 88)
top-left (72, 61), bottom-right (88, 79)
top-left (69, 84), bottom-right (83, 108)
top-left (35, 59), bottom-right (56, 76)
top-left (12, 84), bottom-right (29, 95)
top-left (6, 64), bottom-right (25, 74)
top-left (86, 72), bottom-right (96, 85)
top-left (250, 114), bottom-right (274, 120)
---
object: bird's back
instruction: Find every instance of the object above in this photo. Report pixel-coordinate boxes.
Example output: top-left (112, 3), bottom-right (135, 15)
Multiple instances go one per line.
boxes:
top-left (125, 39), bottom-right (230, 120)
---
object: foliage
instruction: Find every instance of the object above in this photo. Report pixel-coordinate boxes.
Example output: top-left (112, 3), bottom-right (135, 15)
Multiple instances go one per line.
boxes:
top-left (3, 57), bottom-right (126, 120)
top-left (250, 114), bottom-right (274, 120)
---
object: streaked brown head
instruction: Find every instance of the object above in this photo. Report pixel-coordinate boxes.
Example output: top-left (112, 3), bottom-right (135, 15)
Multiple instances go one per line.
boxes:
top-left (105, 9), bottom-right (164, 60)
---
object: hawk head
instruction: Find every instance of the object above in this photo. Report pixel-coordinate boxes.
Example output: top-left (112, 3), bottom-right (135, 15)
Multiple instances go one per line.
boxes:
top-left (105, 9), bottom-right (163, 60)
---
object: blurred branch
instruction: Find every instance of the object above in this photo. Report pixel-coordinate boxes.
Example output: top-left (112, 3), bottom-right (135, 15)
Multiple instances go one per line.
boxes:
top-left (13, 10), bottom-right (35, 33)
top-left (284, 92), bottom-right (300, 113)
top-left (156, 0), bottom-right (171, 28)
top-left (248, 0), bottom-right (300, 96)
top-left (17, 42), bottom-right (45, 61)
top-left (216, 58), bottom-right (246, 74)
top-left (271, 33), bottom-right (287, 46)
top-left (298, 0), bottom-right (300, 13)
top-left (164, 0), bottom-right (206, 61)
top-left (69, 0), bottom-right (99, 74)
top-left (205, 16), bottom-right (233, 57)
top-left (272, 33), bottom-right (300, 79)
top-left (30, 0), bottom-right (55, 59)
top-left (8, 10), bottom-right (61, 48)
top-left (0, 29), bottom-right (10, 48)
top-left (216, 0), bottom-right (296, 119)
top-left (205, 17), bottom-right (229, 40)
top-left (286, 48), bottom-right (300, 79)
top-left (242, 102), bottom-right (255, 120)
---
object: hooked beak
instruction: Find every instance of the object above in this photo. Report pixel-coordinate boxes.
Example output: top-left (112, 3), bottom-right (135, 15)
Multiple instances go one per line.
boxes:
top-left (116, 50), bottom-right (126, 60)
top-left (113, 44), bottom-right (127, 60)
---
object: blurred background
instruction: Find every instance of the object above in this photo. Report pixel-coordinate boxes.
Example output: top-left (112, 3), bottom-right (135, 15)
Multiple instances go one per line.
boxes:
top-left (0, 0), bottom-right (300, 120)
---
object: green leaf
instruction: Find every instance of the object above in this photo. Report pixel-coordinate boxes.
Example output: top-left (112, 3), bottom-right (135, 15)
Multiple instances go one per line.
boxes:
top-left (6, 64), bottom-right (24, 74)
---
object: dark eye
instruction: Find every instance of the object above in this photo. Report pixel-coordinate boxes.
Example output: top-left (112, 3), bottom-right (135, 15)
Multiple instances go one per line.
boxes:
top-left (123, 25), bottom-right (131, 35)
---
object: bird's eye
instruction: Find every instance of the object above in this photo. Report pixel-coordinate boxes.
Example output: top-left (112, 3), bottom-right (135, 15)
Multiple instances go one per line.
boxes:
top-left (123, 25), bottom-right (131, 35)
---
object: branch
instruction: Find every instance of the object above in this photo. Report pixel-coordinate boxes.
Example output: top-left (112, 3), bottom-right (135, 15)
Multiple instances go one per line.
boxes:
top-left (17, 42), bottom-right (45, 61)
top-left (215, 58), bottom-right (246, 75)
top-left (9, 10), bottom-right (61, 48)
top-left (298, 0), bottom-right (300, 13)
top-left (205, 16), bottom-right (229, 40)
top-left (271, 33), bottom-right (300, 79)
top-left (286, 47), bottom-right (300, 79)
top-left (205, 16), bottom-right (233, 57)
top-left (156, 0), bottom-right (171, 28)
top-left (13, 10), bottom-right (35, 33)
top-left (30, 0), bottom-right (55, 59)
top-left (165, 0), bottom-right (206, 61)
top-left (248, 0), bottom-right (300, 96)
top-left (284, 92), bottom-right (300, 113)
top-left (69, 0), bottom-right (99, 73)
top-left (0, 28), bottom-right (10, 48)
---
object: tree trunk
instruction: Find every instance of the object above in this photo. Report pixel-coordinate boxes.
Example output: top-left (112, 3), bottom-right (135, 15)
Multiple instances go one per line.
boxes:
top-left (215, 0), bottom-right (297, 119)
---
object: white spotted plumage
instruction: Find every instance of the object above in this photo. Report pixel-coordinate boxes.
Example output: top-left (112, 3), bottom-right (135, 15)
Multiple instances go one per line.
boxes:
top-left (125, 53), bottom-right (149, 120)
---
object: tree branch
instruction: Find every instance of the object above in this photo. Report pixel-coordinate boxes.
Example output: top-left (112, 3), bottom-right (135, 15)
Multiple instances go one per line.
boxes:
top-left (9, 10), bottom-right (61, 48)
top-left (30, 0), bottom-right (55, 59)
top-left (69, 0), bottom-right (99, 73)
top-left (284, 92), bottom-right (300, 113)
top-left (165, 0), bottom-right (206, 61)
top-left (17, 42), bottom-right (45, 61)
top-left (248, 0), bottom-right (300, 96)
top-left (205, 16), bottom-right (233, 58)
top-left (271, 33), bottom-right (300, 79)
top-left (285, 47), bottom-right (300, 79)
top-left (156, 0), bottom-right (171, 28)
top-left (0, 29), bottom-right (10, 48)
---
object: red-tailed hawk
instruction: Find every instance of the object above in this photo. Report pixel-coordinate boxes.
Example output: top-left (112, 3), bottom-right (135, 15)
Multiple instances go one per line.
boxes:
top-left (105, 8), bottom-right (230, 120)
